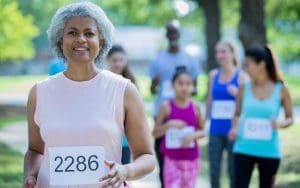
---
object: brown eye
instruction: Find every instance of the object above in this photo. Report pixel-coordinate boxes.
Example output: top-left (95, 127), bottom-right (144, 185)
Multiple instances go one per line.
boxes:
top-left (85, 32), bottom-right (95, 38)
top-left (67, 31), bottom-right (76, 37)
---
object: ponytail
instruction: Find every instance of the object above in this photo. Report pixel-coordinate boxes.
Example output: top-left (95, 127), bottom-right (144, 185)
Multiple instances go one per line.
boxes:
top-left (245, 45), bottom-right (284, 83)
top-left (264, 46), bottom-right (284, 83)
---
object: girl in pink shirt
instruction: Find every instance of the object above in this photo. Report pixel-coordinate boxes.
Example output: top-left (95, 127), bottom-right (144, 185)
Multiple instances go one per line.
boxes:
top-left (153, 70), bottom-right (205, 188)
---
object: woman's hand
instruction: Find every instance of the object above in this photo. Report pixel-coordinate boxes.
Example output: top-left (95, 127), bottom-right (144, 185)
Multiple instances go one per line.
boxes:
top-left (167, 119), bottom-right (186, 129)
top-left (271, 119), bottom-right (279, 129)
top-left (228, 127), bottom-right (237, 141)
top-left (100, 160), bottom-right (129, 188)
top-left (227, 84), bottom-right (239, 97)
top-left (181, 133), bottom-right (196, 148)
top-left (23, 175), bottom-right (36, 188)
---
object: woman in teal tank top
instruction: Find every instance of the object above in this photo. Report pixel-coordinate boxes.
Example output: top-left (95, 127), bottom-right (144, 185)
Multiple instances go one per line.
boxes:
top-left (229, 46), bottom-right (293, 188)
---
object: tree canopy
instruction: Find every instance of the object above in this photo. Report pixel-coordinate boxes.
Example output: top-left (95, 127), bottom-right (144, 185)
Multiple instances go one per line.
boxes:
top-left (0, 0), bottom-right (299, 64)
top-left (0, 0), bottom-right (39, 61)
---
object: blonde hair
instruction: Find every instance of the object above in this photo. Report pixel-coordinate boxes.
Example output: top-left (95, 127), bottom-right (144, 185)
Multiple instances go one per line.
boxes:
top-left (217, 40), bottom-right (238, 66)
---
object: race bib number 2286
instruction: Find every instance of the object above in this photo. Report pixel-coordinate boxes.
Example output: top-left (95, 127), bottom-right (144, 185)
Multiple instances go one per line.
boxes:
top-left (48, 146), bottom-right (105, 186)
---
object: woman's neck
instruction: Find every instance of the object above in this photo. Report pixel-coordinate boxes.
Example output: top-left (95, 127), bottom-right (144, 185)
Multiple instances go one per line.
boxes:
top-left (252, 73), bottom-right (271, 85)
top-left (221, 63), bottom-right (236, 75)
top-left (64, 62), bottom-right (99, 81)
top-left (174, 96), bottom-right (190, 107)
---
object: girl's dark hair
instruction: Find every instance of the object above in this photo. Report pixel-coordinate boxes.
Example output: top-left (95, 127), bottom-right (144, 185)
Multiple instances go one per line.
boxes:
top-left (107, 44), bottom-right (136, 85)
top-left (245, 45), bottom-right (283, 83)
top-left (171, 67), bottom-right (192, 83)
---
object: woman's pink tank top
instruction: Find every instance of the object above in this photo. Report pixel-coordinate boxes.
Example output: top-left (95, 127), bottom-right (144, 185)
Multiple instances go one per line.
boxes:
top-left (34, 70), bottom-right (129, 187)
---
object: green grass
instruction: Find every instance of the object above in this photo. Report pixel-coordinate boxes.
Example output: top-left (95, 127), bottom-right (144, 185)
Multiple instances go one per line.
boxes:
top-left (276, 124), bottom-right (300, 187)
top-left (285, 75), bottom-right (300, 105)
top-left (0, 143), bottom-right (23, 188)
top-left (0, 116), bottom-right (26, 129)
top-left (0, 75), bottom-right (46, 94)
top-left (0, 74), bottom-right (298, 104)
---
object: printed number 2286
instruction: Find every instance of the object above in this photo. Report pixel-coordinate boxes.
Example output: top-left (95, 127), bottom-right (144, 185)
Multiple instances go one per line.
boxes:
top-left (54, 155), bottom-right (99, 172)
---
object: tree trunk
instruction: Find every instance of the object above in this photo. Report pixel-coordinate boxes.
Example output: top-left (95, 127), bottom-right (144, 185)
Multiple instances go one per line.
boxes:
top-left (239, 0), bottom-right (266, 49)
top-left (198, 0), bottom-right (221, 72)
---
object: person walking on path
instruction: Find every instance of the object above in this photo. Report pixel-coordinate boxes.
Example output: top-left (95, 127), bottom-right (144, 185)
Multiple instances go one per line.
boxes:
top-left (149, 20), bottom-right (200, 188)
top-left (229, 46), bottom-right (293, 188)
top-left (153, 70), bottom-right (205, 188)
top-left (23, 2), bottom-right (155, 188)
top-left (205, 40), bottom-right (247, 188)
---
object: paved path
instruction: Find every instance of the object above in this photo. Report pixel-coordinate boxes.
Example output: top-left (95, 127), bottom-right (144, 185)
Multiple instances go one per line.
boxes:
top-left (0, 122), bottom-right (210, 188)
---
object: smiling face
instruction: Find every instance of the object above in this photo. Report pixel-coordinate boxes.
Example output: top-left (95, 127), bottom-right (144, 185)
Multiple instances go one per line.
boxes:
top-left (61, 16), bottom-right (102, 64)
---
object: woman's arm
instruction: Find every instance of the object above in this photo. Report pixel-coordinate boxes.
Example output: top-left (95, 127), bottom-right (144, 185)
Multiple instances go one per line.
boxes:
top-left (123, 82), bottom-right (155, 179)
top-left (101, 82), bottom-right (155, 188)
top-left (229, 85), bottom-right (244, 140)
top-left (196, 103), bottom-right (204, 130)
top-left (273, 84), bottom-right (294, 129)
top-left (24, 85), bottom-right (44, 188)
top-left (205, 69), bottom-right (217, 123)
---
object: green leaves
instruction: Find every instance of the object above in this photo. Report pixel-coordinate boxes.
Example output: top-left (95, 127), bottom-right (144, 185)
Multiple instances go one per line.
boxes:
top-left (0, 0), bottom-right (39, 61)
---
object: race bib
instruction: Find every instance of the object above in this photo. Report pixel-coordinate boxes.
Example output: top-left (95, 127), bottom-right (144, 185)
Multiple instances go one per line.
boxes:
top-left (243, 118), bottom-right (272, 140)
top-left (161, 81), bottom-right (175, 99)
top-left (166, 127), bottom-right (195, 149)
top-left (49, 146), bottom-right (105, 186)
top-left (211, 100), bottom-right (235, 119)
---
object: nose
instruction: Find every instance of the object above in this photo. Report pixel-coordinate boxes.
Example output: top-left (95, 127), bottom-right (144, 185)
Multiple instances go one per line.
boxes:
top-left (76, 34), bottom-right (87, 43)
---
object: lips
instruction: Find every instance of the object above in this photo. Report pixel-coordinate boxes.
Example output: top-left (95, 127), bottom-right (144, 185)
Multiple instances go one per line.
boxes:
top-left (73, 47), bottom-right (89, 51)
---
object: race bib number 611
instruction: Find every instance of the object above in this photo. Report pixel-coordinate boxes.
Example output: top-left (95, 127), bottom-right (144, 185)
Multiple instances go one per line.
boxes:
top-left (49, 146), bottom-right (105, 186)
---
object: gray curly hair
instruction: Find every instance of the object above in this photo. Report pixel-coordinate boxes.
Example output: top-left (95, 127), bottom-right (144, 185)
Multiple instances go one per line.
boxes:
top-left (47, 1), bottom-right (114, 63)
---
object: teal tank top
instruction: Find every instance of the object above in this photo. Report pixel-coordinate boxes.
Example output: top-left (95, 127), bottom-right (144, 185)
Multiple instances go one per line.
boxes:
top-left (122, 135), bottom-right (129, 147)
top-left (233, 82), bottom-right (282, 158)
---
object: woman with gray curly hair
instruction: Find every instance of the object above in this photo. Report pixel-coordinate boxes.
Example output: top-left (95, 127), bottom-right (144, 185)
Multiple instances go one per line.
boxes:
top-left (23, 2), bottom-right (155, 188)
